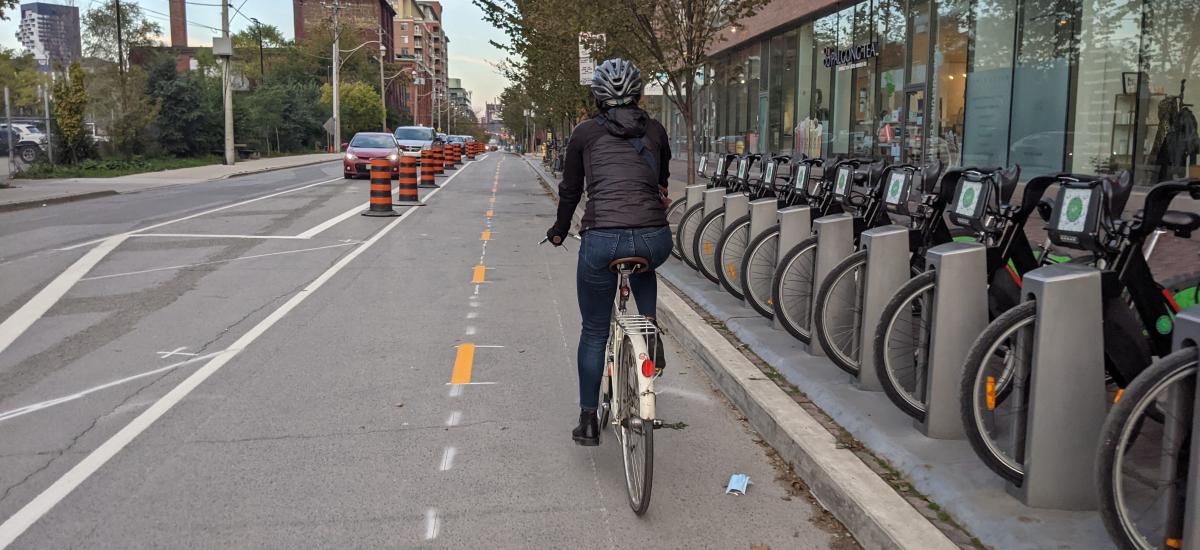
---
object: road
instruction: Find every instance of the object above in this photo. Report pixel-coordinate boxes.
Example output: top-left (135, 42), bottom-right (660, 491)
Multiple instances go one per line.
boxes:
top-left (0, 155), bottom-right (847, 548)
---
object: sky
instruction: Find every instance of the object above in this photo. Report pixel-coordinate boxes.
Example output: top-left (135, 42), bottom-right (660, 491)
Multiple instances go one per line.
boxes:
top-left (0, 0), bottom-right (512, 114)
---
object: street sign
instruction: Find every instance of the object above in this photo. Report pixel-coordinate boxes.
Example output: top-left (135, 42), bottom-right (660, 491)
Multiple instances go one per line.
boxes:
top-left (323, 117), bottom-right (336, 135)
top-left (578, 32), bottom-right (606, 86)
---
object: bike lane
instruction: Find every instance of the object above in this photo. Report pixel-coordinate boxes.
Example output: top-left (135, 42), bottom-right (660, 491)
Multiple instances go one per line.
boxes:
top-left (2, 153), bottom-right (849, 548)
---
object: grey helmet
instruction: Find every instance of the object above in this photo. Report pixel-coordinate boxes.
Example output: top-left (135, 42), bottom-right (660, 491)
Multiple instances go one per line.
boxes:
top-left (591, 58), bottom-right (642, 109)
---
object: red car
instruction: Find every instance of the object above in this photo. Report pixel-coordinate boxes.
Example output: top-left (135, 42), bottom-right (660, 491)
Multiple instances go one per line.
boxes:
top-left (343, 132), bottom-right (401, 179)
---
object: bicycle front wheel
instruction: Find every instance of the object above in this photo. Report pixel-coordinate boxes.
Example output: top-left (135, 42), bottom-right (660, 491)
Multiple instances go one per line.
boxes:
top-left (771, 237), bottom-right (819, 343)
top-left (666, 199), bottom-right (688, 260)
top-left (716, 215), bottom-right (751, 300)
top-left (618, 336), bottom-right (653, 515)
top-left (676, 205), bottom-right (705, 270)
top-left (693, 209), bottom-right (726, 284)
top-left (875, 271), bottom-right (937, 421)
top-left (741, 227), bottom-right (780, 320)
top-left (1098, 347), bottom-right (1196, 550)
top-left (813, 250), bottom-right (867, 376)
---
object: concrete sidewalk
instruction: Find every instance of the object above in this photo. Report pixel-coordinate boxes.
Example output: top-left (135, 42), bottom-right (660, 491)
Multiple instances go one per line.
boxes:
top-left (0, 153), bottom-right (340, 211)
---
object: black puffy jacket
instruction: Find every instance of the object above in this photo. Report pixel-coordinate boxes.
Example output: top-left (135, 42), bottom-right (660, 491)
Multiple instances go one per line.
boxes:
top-left (553, 107), bottom-right (671, 233)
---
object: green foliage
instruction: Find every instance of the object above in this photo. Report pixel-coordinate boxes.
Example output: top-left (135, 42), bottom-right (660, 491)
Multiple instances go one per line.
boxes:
top-left (145, 54), bottom-right (221, 157)
top-left (238, 81), bottom-right (327, 154)
top-left (19, 156), bottom-right (220, 179)
top-left (52, 62), bottom-right (93, 163)
top-left (320, 81), bottom-right (383, 138)
top-left (0, 48), bottom-right (45, 111)
top-left (82, 1), bottom-right (162, 66)
top-left (0, 0), bottom-right (19, 20)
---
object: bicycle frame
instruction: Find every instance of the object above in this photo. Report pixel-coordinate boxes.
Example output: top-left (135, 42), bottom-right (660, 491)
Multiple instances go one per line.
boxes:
top-left (601, 266), bottom-right (658, 424)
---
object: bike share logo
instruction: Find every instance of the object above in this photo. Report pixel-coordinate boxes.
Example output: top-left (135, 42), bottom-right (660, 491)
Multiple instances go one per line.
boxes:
top-left (961, 187), bottom-right (976, 210)
top-left (1065, 197), bottom-right (1084, 224)
top-left (889, 179), bottom-right (902, 201)
top-left (823, 41), bottom-right (880, 71)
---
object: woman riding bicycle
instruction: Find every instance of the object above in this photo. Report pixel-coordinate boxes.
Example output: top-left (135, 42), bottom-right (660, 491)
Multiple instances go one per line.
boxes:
top-left (545, 58), bottom-right (673, 446)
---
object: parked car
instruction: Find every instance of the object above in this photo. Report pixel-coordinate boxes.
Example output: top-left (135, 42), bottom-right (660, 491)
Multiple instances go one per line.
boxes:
top-left (0, 124), bottom-right (46, 163)
top-left (343, 132), bottom-right (401, 179)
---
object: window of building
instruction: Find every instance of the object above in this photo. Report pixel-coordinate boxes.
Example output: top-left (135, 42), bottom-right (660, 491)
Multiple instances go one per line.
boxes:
top-left (812, 13), bottom-right (837, 156)
top-left (928, 0), bottom-right (969, 165)
top-left (767, 29), bottom-right (799, 155)
top-left (962, 0), bottom-right (1017, 167)
top-left (877, 0), bottom-right (906, 163)
top-left (1133, 0), bottom-right (1199, 184)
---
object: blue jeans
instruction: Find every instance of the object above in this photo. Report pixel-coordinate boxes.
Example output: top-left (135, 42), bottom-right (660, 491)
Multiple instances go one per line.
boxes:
top-left (576, 226), bottom-right (673, 409)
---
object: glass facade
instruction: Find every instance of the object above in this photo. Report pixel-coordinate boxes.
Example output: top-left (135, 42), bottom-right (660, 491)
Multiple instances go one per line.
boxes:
top-left (696, 0), bottom-right (1200, 185)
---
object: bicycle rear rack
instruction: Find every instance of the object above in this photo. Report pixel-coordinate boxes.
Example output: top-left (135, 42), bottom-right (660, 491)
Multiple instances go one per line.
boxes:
top-left (616, 314), bottom-right (657, 336)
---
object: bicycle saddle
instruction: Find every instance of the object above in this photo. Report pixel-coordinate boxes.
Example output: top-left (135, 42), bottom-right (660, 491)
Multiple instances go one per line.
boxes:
top-left (1134, 209), bottom-right (1200, 236)
top-left (1104, 171), bottom-right (1135, 219)
top-left (919, 159), bottom-right (944, 194)
top-left (609, 256), bottom-right (650, 273)
top-left (997, 166), bottom-right (1021, 203)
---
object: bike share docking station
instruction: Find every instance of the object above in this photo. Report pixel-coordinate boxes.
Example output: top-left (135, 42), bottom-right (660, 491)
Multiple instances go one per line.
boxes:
top-left (855, 225), bottom-right (911, 392)
top-left (810, 214), bottom-right (855, 357)
top-left (773, 205), bottom-right (813, 331)
top-left (1009, 264), bottom-right (1107, 510)
top-left (1169, 305), bottom-right (1200, 547)
top-left (746, 197), bottom-right (778, 309)
top-left (921, 242), bottom-right (990, 438)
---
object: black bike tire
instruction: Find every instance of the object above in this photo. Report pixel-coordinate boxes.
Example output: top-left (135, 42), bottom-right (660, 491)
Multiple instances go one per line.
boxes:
top-left (676, 205), bottom-right (705, 270)
top-left (960, 301), bottom-right (1036, 485)
top-left (619, 336), bottom-right (654, 515)
top-left (741, 227), bottom-right (780, 320)
top-left (666, 199), bottom-right (688, 260)
top-left (813, 250), bottom-right (868, 376)
top-left (692, 208), bottom-right (726, 284)
top-left (771, 236), bottom-right (819, 344)
top-left (874, 270), bottom-right (938, 421)
top-left (716, 215), bottom-right (752, 300)
top-left (1097, 347), bottom-right (1196, 550)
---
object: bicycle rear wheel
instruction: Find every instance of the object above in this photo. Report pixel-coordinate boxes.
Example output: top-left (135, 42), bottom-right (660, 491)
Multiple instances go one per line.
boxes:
top-left (875, 271), bottom-right (937, 420)
top-left (741, 228), bottom-right (780, 320)
top-left (813, 250), bottom-right (867, 376)
top-left (618, 336), bottom-right (653, 515)
top-left (1098, 348), bottom-right (1196, 550)
top-left (676, 205), bottom-right (704, 270)
top-left (666, 199), bottom-right (688, 260)
top-left (771, 237), bottom-right (819, 343)
top-left (693, 209), bottom-right (726, 284)
top-left (716, 215), bottom-right (752, 300)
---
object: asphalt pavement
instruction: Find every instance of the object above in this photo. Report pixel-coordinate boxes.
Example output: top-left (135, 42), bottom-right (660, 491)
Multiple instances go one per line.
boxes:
top-left (0, 155), bottom-right (848, 548)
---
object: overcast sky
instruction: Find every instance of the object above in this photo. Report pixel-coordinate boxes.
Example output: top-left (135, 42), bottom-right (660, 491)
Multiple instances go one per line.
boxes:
top-left (0, 0), bottom-right (511, 114)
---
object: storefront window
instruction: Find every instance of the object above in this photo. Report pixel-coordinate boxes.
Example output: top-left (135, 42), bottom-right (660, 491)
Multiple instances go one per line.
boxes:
top-left (795, 22), bottom-right (817, 157)
top-left (768, 30), bottom-right (799, 155)
top-left (876, 0), bottom-right (906, 163)
top-left (812, 14), bottom-right (837, 157)
top-left (962, 0), bottom-right (1017, 167)
top-left (1070, 0), bottom-right (1142, 177)
top-left (746, 43), bottom-right (763, 153)
top-left (831, 5), bottom-right (856, 154)
top-left (908, 0), bottom-right (930, 85)
top-left (1137, 0), bottom-right (1200, 184)
top-left (929, 0), bottom-right (969, 165)
top-left (1008, 0), bottom-right (1074, 176)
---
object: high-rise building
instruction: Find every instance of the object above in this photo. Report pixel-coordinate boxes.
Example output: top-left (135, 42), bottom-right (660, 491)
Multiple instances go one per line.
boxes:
top-left (393, 1), bottom-right (447, 129)
top-left (16, 2), bottom-right (81, 72)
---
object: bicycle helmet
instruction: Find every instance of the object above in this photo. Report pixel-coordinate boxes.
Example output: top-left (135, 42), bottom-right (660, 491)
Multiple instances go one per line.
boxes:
top-left (591, 58), bottom-right (643, 109)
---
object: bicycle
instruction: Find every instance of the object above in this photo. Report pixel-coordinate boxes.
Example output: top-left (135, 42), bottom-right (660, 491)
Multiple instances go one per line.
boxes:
top-left (737, 156), bottom-right (825, 319)
top-left (714, 154), bottom-right (793, 300)
top-left (692, 153), bottom-right (762, 284)
top-left (675, 154), bottom-right (736, 270)
top-left (959, 175), bottom-right (1200, 485)
top-left (665, 155), bottom-right (712, 260)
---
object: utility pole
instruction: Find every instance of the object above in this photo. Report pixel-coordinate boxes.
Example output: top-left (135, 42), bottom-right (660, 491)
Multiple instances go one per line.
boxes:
top-left (252, 18), bottom-right (265, 79)
top-left (329, 0), bottom-right (342, 150)
top-left (114, 0), bottom-right (124, 78)
top-left (377, 26), bottom-right (386, 132)
top-left (412, 70), bottom-right (419, 126)
top-left (221, 0), bottom-right (234, 165)
top-left (42, 84), bottom-right (52, 165)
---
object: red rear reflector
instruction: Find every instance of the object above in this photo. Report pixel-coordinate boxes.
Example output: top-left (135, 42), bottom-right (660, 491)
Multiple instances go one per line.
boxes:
top-left (641, 359), bottom-right (655, 378)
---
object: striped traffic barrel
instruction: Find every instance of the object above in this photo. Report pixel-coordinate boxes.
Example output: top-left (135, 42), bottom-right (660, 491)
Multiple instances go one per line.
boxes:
top-left (361, 158), bottom-right (399, 217)
top-left (442, 143), bottom-right (454, 171)
top-left (396, 154), bottom-right (424, 206)
top-left (431, 145), bottom-right (445, 176)
top-left (419, 149), bottom-right (438, 188)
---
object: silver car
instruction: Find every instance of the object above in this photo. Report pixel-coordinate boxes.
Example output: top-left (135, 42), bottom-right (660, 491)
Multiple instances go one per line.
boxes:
top-left (393, 126), bottom-right (440, 153)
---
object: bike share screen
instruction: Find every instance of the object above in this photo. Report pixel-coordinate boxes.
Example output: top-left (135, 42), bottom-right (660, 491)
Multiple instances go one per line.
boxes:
top-left (763, 162), bottom-right (776, 185)
top-left (885, 171), bottom-right (910, 206)
top-left (1047, 183), bottom-right (1103, 249)
top-left (834, 167), bottom-right (851, 197)
top-left (792, 165), bottom-right (809, 193)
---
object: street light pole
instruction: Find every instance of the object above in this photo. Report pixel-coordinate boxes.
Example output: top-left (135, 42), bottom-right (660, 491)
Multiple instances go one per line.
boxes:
top-left (221, 0), bottom-right (234, 165)
top-left (377, 27), bottom-right (386, 132)
top-left (329, 0), bottom-right (341, 150)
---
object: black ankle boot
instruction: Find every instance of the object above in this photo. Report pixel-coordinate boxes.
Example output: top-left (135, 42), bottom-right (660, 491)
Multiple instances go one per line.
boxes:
top-left (572, 409), bottom-right (599, 446)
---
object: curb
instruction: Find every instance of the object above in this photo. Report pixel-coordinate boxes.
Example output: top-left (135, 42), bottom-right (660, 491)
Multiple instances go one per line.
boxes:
top-left (220, 157), bottom-right (339, 179)
top-left (655, 282), bottom-right (958, 550)
top-left (0, 190), bottom-right (119, 213)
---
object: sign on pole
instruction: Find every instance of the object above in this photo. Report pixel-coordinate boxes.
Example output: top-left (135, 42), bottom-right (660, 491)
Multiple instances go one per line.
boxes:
top-left (578, 32), bottom-right (606, 86)
top-left (323, 117), bottom-right (336, 135)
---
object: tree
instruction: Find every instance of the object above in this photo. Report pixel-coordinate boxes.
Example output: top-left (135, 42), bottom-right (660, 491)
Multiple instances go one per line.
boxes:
top-left (0, 1), bottom-right (17, 20)
top-left (52, 62), bottom-right (93, 163)
top-left (320, 81), bottom-right (384, 137)
top-left (0, 48), bottom-right (45, 112)
top-left (82, 1), bottom-right (162, 68)
top-left (614, 0), bottom-right (768, 183)
top-left (145, 54), bottom-right (220, 157)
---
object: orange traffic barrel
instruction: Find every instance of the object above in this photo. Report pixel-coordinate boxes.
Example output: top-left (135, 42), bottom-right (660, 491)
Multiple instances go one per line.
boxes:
top-left (442, 144), bottom-right (455, 171)
top-left (395, 154), bottom-right (424, 206)
top-left (431, 145), bottom-right (445, 176)
top-left (361, 159), bottom-right (399, 217)
top-left (419, 149), bottom-right (438, 188)
top-left (454, 143), bottom-right (464, 166)
top-left (466, 143), bottom-right (477, 160)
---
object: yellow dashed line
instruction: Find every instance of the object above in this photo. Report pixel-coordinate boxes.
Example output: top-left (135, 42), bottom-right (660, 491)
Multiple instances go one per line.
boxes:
top-left (450, 343), bottom-right (476, 385)
top-left (486, 210), bottom-right (493, 219)
top-left (481, 230), bottom-right (491, 241)
top-left (488, 197), bottom-right (496, 204)
top-left (472, 264), bottom-right (487, 284)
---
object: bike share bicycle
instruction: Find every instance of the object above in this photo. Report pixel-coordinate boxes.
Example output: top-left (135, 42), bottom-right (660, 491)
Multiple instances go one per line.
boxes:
top-left (715, 154), bottom-right (794, 300)
top-left (675, 154), bottom-right (736, 268)
top-left (665, 155), bottom-right (710, 259)
top-left (740, 156), bottom-right (828, 319)
top-left (692, 154), bottom-right (763, 284)
top-left (809, 160), bottom-right (949, 376)
top-left (958, 174), bottom-right (1200, 485)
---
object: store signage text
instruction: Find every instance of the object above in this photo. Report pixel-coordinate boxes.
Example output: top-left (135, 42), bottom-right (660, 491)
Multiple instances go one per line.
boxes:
top-left (823, 41), bottom-right (879, 71)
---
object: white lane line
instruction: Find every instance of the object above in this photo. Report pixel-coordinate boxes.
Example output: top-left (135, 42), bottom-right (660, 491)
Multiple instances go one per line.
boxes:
top-left (57, 177), bottom-right (342, 251)
top-left (445, 411), bottom-right (462, 427)
top-left (130, 233), bottom-right (306, 240)
top-left (294, 201), bottom-right (367, 239)
top-left (80, 243), bottom-right (357, 282)
top-left (448, 385), bottom-right (464, 398)
top-left (438, 447), bottom-right (457, 471)
top-left (464, 326), bottom-right (476, 336)
top-left (0, 235), bottom-right (127, 357)
top-left (424, 508), bottom-right (440, 540)
top-left (0, 161), bottom-right (478, 549)
top-left (443, 382), bottom-right (497, 385)
top-left (473, 345), bottom-right (505, 349)
top-left (466, 312), bottom-right (477, 319)
top-left (0, 352), bottom-right (221, 423)
top-left (155, 347), bottom-right (196, 359)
